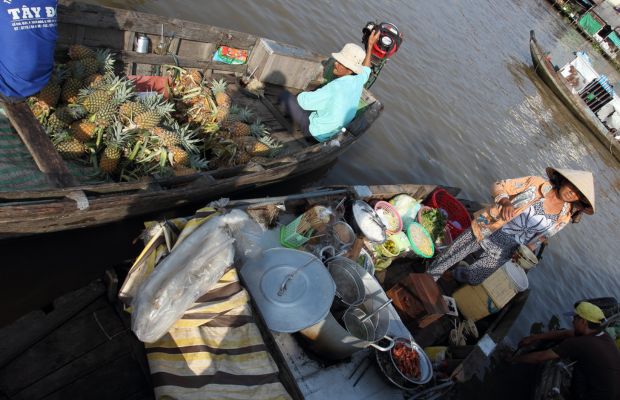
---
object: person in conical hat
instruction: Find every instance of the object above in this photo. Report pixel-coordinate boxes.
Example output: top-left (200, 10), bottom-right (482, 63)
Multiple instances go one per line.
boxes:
top-left (278, 30), bottom-right (380, 143)
top-left (427, 167), bottom-right (595, 285)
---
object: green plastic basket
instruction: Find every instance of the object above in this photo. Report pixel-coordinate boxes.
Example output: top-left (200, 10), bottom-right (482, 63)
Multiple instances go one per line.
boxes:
top-left (406, 222), bottom-right (435, 258)
top-left (279, 215), bottom-right (314, 248)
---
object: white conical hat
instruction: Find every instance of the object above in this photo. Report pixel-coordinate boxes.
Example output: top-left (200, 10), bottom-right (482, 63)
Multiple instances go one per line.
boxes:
top-left (546, 167), bottom-right (595, 214)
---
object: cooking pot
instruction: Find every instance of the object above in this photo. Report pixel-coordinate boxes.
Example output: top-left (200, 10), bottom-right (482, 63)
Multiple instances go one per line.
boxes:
top-left (299, 262), bottom-right (394, 360)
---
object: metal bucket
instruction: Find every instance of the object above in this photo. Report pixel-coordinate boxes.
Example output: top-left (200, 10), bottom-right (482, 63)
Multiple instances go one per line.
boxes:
top-left (300, 263), bottom-right (394, 360)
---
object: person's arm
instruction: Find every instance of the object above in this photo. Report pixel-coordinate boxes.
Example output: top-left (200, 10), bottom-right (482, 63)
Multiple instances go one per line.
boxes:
top-left (518, 329), bottom-right (575, 348)
top-left (491, 176), bottom-right (540, 220)
top-left (297, 84), bottom-right (333, 111)
top-left (362, 30), bottom-right (381, 68)
top-left (513, 349), bottom-right (559, 364)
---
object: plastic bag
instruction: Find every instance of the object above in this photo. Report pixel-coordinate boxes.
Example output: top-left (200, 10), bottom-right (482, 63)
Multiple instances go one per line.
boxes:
top-left (131, 213), bottom-right (235, 343)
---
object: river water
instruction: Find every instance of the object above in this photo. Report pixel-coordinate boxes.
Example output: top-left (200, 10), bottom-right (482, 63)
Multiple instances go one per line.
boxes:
top-left (2, 0), bottom-right (619, 395)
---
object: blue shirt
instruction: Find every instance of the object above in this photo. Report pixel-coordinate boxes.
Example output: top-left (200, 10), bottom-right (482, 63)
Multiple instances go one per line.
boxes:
top-left (297, 66), bottom-right (371, 142)
top-left (0, 0), bottom-right (58, 98)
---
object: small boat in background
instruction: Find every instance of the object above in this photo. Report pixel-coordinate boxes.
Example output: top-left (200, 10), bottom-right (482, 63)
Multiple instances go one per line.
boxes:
top-left (529, 30), bottom-right (620, 162)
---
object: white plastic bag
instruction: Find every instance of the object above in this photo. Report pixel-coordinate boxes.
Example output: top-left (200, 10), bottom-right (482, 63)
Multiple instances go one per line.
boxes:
top-left (131, 213), bottom-right (235, 343)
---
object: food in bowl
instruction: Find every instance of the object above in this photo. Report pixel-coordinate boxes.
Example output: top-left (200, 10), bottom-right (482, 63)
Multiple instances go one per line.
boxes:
top-left (418, 208), bottom-right (447, 242)
top-left (406, 223), bottom-right (434, 258)
top-left (391, 342), bottom-right (420, 380)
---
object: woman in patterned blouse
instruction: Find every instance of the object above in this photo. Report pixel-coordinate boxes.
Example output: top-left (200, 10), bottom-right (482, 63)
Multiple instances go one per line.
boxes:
top-left (427, 168), bottom-right (595, 285)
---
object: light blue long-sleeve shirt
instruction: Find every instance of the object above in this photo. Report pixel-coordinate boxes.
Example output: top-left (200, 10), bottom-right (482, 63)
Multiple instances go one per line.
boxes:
top-left (296, 66), bottom-right (371, 142)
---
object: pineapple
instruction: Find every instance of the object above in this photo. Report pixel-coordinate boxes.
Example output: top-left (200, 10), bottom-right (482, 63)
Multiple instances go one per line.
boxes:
top-left (90, 80), bottom-right (132, 129)
top-left (152, 126), bottom-right (181, 148)
top-left (100, 122), bottom-right (128, 174)
top-left (215, 103), bottom-right (239, 129)
top-left (171, 125), bottom-right (200, 166)
top-left (170, 146), bottom-right (190, 166)
top-left (28, 100), bottom-right (50, 122)
top-left (234, 149), bottom-right (252, 165)
top-left (77, 57), bottom-right (99, 77)
top-left (133, 92), bottom-right (174, 129)
top-left (78, 76), bottom-right (130, 113)
top-left (173, 155), bottom-right (209, 176)
top-left (228, 121), bottom-right (251, 137)
top-left (251, 135), bottom-right (282, 157)
top-left (62, 62), bottom-right (86, 104)
top-left (211, 78), bottom-right (231, 107)
top-left (250, 119), bottom-right (269, 138)
top-left (70, 120), bottom-right (98, 142)
top-left (52, 131), bottom-right (87, 159)
top-left (84, 73), bottom-right (105, 88)
top-left (68, 44), bottom-right (96, 60)
top-left (119, 101), bottom-right (148, 122)
top-left (227, 107), bottom-right (254, 137)
top-left (46, 106), bottom-right (81, 132)
top-left (34, 68), bottom-right (65, 108)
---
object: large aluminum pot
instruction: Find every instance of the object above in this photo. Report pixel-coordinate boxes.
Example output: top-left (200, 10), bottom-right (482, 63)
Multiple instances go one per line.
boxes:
top-left (299, 263), bottom-right (394, 360)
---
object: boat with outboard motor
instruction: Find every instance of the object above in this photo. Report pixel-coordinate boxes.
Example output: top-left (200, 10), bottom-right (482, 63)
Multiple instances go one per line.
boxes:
top-left (529, 30), bottom-right (620, 162)
top-left (0, 1), bottom-right (391, 239)
top-left (0, 184), bottom-right (531, 399)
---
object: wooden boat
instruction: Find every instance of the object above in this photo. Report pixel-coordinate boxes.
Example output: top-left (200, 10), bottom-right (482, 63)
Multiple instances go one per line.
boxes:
top-left (529, 30), bottom-right (620, 162)
top-left (0, 0), bottom-right (383, 239)
top-left (0, 184), bottom-right (529, 399)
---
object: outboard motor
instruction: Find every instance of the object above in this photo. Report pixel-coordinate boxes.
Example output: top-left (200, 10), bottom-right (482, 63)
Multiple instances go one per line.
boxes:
top-left (362, 21), bottom-right (403, 88)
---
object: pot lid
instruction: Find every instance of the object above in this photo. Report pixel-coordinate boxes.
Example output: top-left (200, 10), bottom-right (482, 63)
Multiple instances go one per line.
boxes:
top-left (239, 248), bottom-right (335, 333)
top-left (352, 200), bottom-right (387, 243)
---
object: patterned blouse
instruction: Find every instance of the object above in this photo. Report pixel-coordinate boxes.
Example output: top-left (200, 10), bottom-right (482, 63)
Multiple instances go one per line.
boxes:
top-left (471, 175), bottom-right (573, 243)
top-left (480, 198), bottom-right (570, 259)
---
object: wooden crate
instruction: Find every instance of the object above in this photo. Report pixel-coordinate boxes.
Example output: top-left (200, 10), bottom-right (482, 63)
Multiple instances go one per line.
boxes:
top-left (387, 273), bottom-right (449, 330)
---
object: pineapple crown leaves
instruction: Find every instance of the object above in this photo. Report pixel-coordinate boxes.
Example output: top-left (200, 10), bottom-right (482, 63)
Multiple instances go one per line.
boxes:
top-left (50, 129), bottom-right (74, 146)
top-left (258, 135), bottom-right (283, 157)
top-left (95, 48), bottom-right (116, 74)
top-left (250, 119), bottom-right (270, 138)
top-left (236, 107), bottom-right (254, 124)
top-left (111, 80), bottom-right (135, 105)
top-left (210, 78), bottom-right (228, 96)
top-left (105, 121), bottom-right (132, 147)
top-left (138, 92), bottom-right (175, 116)
top-left (67, 61), bottom-right (86, 80)
top-left (187, 154), bottom-right (210, 170)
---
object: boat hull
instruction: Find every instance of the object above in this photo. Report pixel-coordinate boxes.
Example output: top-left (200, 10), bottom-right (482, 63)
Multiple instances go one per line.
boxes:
top-left (529, 30), bottom-right (620, 162)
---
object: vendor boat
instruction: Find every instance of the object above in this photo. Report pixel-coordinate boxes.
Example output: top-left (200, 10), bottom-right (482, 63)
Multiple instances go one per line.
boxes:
top-left (0, 1), bottom-right (383, 239)
top-left (529, 30), bottom-right (620, 162)
top-left (0, 184), bottom-right (530, 399)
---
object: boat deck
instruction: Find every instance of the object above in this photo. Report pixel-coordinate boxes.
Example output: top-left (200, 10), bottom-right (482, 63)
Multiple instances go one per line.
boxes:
top-left (0, 276), bottom-right (153, 400)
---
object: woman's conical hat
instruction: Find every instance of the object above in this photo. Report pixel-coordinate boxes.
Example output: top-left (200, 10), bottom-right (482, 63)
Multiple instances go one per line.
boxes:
top-left (546, 167), bottom-right (595, 214)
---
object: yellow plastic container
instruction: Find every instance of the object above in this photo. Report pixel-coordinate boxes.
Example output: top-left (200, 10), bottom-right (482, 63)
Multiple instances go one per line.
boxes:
top-left (452, 267), bottom-right (517, 321)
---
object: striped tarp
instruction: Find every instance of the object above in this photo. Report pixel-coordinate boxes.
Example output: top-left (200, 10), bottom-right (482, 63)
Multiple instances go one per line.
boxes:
top-left (0, 105), bottom-right (102, 191)
top-left (121, 208), bottom-right (292, 400)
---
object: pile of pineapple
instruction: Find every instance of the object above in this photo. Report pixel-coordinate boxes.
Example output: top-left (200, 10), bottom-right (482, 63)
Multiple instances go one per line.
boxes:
top-left (28, 44), bottom-right (282, 181)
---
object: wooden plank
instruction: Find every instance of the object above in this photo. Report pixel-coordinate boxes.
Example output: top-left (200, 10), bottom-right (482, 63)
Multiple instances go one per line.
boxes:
top-left (14, 331), bottom-right (137, 400)
top-left (58, 1), bottom-right (257, 48)
top-left (42, 354), bottom-right (152, 400)
top-left (0, 280), bottom-right (106, 368)
top-left (0, 101), bottom-right (77, 188)
top-left (0, 302), bottom-right (125, 395)
top-left (119, 50), bottom-right (246, 73)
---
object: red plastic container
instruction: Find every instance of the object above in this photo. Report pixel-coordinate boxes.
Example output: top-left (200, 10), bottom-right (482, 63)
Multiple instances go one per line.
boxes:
top-left (424, 188), bottom-right (471, 239)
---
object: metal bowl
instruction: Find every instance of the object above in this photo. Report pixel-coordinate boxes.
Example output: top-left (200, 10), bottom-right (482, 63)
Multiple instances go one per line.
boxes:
top-left (389, 337), bottom-right (433, 385)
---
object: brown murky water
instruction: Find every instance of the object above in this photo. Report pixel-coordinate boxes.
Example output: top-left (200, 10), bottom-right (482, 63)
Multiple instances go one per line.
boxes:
top-left (1, 0), bottom-right (619, 391)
